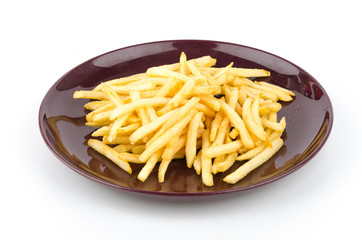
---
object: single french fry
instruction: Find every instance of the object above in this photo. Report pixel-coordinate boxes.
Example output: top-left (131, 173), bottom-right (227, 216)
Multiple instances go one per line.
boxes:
top-left (158, 135), bottom-right (187, 182)
top-left (146, 67), bottom-right (194, 83)
top-left (85, 122), bottom-right (111, 127)
top-left (230, 76), bottom-right (254, 87)
top-left (228, 86), bottom-right (241, 109)
top-left (138, 148), bottom-right (163, 182)
top-left (203, 67), bottom-right (270, 78)
top-left (88, 139), bottom-right (132, 173)
top-left (201, 129), bottom-right (213, 186)
top-left (179, 52), bottom-right (188, 75)
top-left (92, 126), bottom-right (110, 137)
top-left (224, 138), bottom-right (283, 184)
top-left (206, 140), bottom-right (242, 158)
top-left (118, 152), bottom-right (141, 163)
top-left (228, 67), bottom-right (270, 77)
top-left (73, 90), bottom-right (108, 100)
top-left (193, 55), bottom-right (217, 67)
top-left (118, 122), bottom-right (141, 135)
top-left (113, 144), bottom-right (133, 153)
top-left (236, 142), bottom-right (267, 161)
top-left (84, 100), bottom-right (112, 110)
top-left (260, 101), bottom-right (282, 112)
top-left (192, 151), bottom-right (202, 175)
top-left (257, 81), bottom-right (295, 97)
top-left (210, 111), bottom-right (223, 142)
top-left (103, 135), bottom-right (131, 145)
top-left (186, 112), bottom-right (204, 167)
top-left (261, 117), bottom-right (286, 131)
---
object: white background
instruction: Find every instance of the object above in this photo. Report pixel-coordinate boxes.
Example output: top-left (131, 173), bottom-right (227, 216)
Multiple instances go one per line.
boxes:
top-left (2, 0), bottom-right (361, 239)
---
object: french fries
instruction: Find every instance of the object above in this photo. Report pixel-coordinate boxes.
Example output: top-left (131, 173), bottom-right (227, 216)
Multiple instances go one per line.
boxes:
top-left (223, 138), bottom-right (284, 184)
top-left (74, 53), bottom-right (294, 186)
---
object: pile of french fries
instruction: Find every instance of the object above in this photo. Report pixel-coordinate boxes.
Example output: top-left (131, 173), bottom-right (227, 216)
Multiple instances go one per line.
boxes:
top-left (73, 53), bottom-right (294, 186)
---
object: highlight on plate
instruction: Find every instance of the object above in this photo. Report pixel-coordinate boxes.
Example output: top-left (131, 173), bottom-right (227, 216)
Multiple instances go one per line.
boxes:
top-left (73, 52), bottom-right (295, 186)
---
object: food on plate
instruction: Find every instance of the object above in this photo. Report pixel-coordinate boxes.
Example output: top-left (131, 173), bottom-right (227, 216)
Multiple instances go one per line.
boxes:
top-left (74, 53), bottom-right (295, 186)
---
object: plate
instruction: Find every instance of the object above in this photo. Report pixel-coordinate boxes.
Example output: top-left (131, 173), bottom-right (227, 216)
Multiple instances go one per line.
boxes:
top-left (39, 40), bottom-right (333, 196)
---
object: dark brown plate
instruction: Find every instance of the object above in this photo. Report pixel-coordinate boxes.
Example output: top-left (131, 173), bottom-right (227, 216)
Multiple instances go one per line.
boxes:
top-left (39, 40), bottom-right (333, 196)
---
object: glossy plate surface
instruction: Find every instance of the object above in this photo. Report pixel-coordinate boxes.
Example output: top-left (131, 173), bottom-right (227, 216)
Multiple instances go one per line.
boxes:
top-left (39, 40), bottom-right (333, 196)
